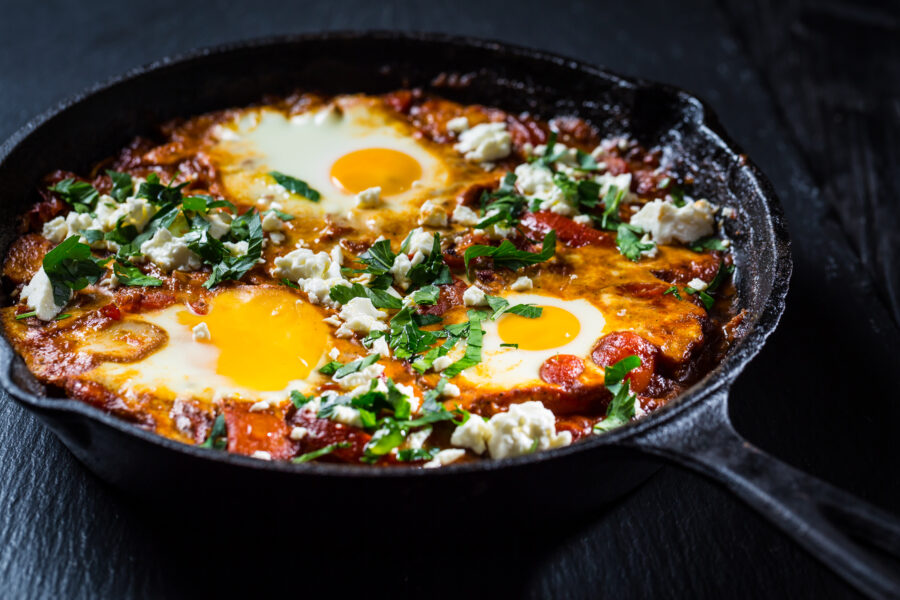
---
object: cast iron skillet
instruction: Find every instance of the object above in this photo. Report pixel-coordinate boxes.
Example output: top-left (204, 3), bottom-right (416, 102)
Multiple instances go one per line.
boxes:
top-left (0, 32), bottom-right (898, 598)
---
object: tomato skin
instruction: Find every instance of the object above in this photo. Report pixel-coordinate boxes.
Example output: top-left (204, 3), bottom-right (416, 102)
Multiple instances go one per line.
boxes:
top-left (99, 304), bottom-right (122, 321)
top-left (520, 211), bottom-right (614, 249)
top-left (223, 402), bottom-right (293, 460)
top-left (591, 332), bottom-right (659, 393)
top-left (539, 354), bottom-right (585, 388)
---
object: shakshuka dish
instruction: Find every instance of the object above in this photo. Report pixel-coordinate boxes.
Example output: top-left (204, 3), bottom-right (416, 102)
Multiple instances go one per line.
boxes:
top-left (1, 90), bottom-right (744, 467)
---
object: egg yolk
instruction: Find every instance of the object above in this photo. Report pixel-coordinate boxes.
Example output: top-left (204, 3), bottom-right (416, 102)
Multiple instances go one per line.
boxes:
top-left (497, 306), bottom-right (582, 351)
top-left (177, 287), bottom-right (329, 391)
top-left (330, 148), bottom-right (422, 195)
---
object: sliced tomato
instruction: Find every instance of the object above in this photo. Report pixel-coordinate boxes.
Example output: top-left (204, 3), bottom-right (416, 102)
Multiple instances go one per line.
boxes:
top-left (539, 354), bottom-right (585, 389)
top-left (591, 331), bottom-right (659, 393)
top-left (223, 402), bottom-right (293, 460)
top-left (520, 211), bottom-right (614, 248)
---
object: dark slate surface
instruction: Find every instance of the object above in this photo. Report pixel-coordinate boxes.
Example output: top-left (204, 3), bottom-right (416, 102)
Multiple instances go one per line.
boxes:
top-left (1, 0), bottom-right (897, 598)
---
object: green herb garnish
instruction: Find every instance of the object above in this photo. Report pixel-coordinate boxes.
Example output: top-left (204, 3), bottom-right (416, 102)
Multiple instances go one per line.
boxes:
top-left (292, 442), bottom-right (351, 464)
top-left (49, 179), bottom-right (99, 213)
top-left (593, 355), bottom-right (642, 433)
top-left (269, 171), bottom-right (321, 201)
top-left (464, 230), bottom-right (556, 274)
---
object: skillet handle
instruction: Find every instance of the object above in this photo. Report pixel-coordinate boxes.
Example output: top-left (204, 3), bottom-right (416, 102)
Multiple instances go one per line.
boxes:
top-left (629, 389), bottom-right (900, 600)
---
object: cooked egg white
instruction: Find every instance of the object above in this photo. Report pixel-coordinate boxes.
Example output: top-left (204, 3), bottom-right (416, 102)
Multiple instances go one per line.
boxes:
top-left (87, 286), bottom-right (332, 403)
top-left (211, 99), bottom-right (451, 216)
top-left (458, 293), bottom-right (607, 389)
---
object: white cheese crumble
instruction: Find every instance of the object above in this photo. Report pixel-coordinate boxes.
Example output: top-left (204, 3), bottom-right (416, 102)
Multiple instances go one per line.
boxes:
top-left (41, 216), bottom-right (68, 243)
top-left (249, 400), bottom-right (270, 412)
top-left (510, 276), bottom-right (533, 292)
top-left (629, 198), bottom-right (716, 245)
top-left (441, 382), bottom-right (461, 398)
top-left (450, 401), bottom-right (572, 459)
top-left (418, 200), bottom-right (448, 227)
top-left (405, 227), bottom-right (439, 256)
top-left (334, 297), bottom-right (388, 338)
top-left (454, 122), bottom-right (511, 162)
top-left (191, 322), bottom-right (211, 342)
top-left (446, 116), bottom-right (470, 134)
top-left (272, 244), bottom-right (347, 307)
top-left (405, 427), bottom-right (432, 450)
top-left (514, 162), bottom-right (573, 215)
top-left (251, 451), bottom-right (272, 461)
top-left (431, 355), bottom-right (454, 372)
top-left (223, 240), bottom-right (249, 257)
top-left (261, 210), bottom-right (285, 232)
top-left (289, 426), bottom-right (309, 441)
top-left (451, 204), bottom-right (480, 227)
top-left (356, 186), bottom-right (382, 208)
top-left (423, 448), bottom-right (466, 468)
top-left (205, 211), bottom-right (232, 239)
top-left (687, 278), bottom-right (709, 291)
top-left (140, 228), bottom-right (202, 272)
top-left (572, 214), bottom-right (592, 225)
top-left (20, 267), bottom-right (68, 321)
top-left (462, 285), bottom-right (488, 307)
top-left (331, 405), bottom-right (364, 428)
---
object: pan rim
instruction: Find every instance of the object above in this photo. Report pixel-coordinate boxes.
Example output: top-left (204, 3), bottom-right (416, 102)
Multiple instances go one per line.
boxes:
top-left (0, 30), bottom-right (792, 479)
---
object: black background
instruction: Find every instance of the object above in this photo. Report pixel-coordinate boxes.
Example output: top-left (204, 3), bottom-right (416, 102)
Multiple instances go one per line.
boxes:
top-left (1, 0), bottom-right (898, 598)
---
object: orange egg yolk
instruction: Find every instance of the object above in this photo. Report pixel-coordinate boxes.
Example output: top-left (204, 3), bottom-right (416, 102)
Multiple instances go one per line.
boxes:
top-left (330, 147), bottom-right (422, 196)
top-left (497, 306), bottom-right (582, 351)
top-left (177, 287), bottom-right (329, 391)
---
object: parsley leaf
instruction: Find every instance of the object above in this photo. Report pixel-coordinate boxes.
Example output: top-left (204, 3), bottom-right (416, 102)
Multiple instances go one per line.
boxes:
top-left (292, 442), bottom-right (351, 464)
top-left (477, 173), bottom-right (527, 229)
top-left (112, 261), bottom-right (163, 287)
top-left (553, 172), bottom-right (601, 214)
top-left (265, 207), bottom-right (295, 221)
top-left (464, 230), bottom-right (556, 274)
top-left (407, 233), bottom-right (451, 288)
top-left (442, 310), bottom-right (489, 377)
top-left (412, 285), bottom-right (440, 305)
top-left (49, 179), bottom-right (98, 213)
top-left (397, 447), bottom-right (440, 462)
top-left (599, 186), bottom-right (627, 230)
top-left (269, 171), bottom-right (320, 201)
top-left (593, 355), bottom-right (642, 433)
top-left (105, 170), bottom-right (134, 202)
top-left (42, 236), bottom-right (106, 305)
top-left (689, 236), bottom-right (729, 253)
top-left (290, 390), bottom-right (314, 408)
top-left (663, 286), bottom-right (683, 300)
top-left (318, 361), bottom-right (342, 375)
top-left (574, 149), bottom-right (600, 171)
top-left (201, 210), bottom-right (264, 289)
top-left (333, 353), bottom-right (381, 379)
top-left (484, 295), bottom-right (543, 320)
top-left (137, 173), bottom-right (188, 206)
top-left (616, 223), bottom-right (655, 261)
top-left (329, 282), bottom-right (402, 310)
top-left (199, 413), bottom-right (227, 450)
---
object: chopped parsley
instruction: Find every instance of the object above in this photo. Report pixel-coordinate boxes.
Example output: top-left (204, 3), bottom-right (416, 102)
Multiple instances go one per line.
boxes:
top-left (199, 413), bottom-right (227, 450)
top-left (685, 261), bottom-right (734, 310)
top-left (464, 230), bottom-right (556, 274)
top-left (553, 172), bottom-right (601, 215)
top-left (136, 173), bottom-right (188, 206)
top-left (412, 285), bottom-right (440, 305)
top-left (477, 173), bottom-right (527, 229)
top-left (484, 295), bottom-right (543, 320)
top-left (407, 233), bottom-right (452, 288)
top-left (329, 282), bottom-right (402, 310)
top-left (269, 171), bottom-right (320, 201)
top-left (663, 286), bottom-right (683, 300)
top-left (105, 170), bottom-right (134, 202)
top-left (333, 353), bottom-right (381, 379)
top-left (112, 261), bottom-right (163, 287)
top-left (441, 310), bottom-right (489, 377)
top-left (593, 355), bottom-right (642, 433)
top-left (292, 442), bottom-right (351, 464)
top-left (689, 236), bottom-right (729, 253)
top-left (42, 236), bottom-right (106, 305)
top-left (615, 223), bottom-right (655, 262)
top-left (397, 447), bottom-right (440, 462)
top-left (290, 390), bottom-right (314, 408)
top-left (48, 179), bottom-right (99, 213)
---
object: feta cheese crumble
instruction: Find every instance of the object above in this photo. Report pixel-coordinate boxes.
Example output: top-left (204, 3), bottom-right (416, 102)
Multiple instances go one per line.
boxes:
top-left (272, 244), bottom-right (347, 307)
top-left (418, 200), bottom-right (448, 227)
top-left (687, 278), bottom-right (709, 291)
top-left (455, 122), bottom-right (512, 162)
top-left (423, 448), bottom-right (466, 468)
top-left (251, 451), bottom-right (272, 461)
top-left (510, 276), bottom-right (533, 292)
top-left (446, 116), bottom-right (470, 134)
top-left (629, 198), bottom-right (716, 245)
top-left (462, 285), bottom-right (488, 307)
top-left (451, 204), bottom-right (480, 227)
top-left (334, 297), bottom-right (388, 338)
top-left (140, 228), bottom-right (202, 272)
top-left (20, 267), bottom-right (68, 321)
top-left (450, 401), bottom-right (572, 459)
top-left (356, 186), bottom-right (382, 208)
top-left (191, 322), bottom-right (211, 342)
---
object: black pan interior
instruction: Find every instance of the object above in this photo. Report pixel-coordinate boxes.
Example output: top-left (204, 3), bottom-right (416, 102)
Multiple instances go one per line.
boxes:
top-left (0, 32), bottom-right (789, 516)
